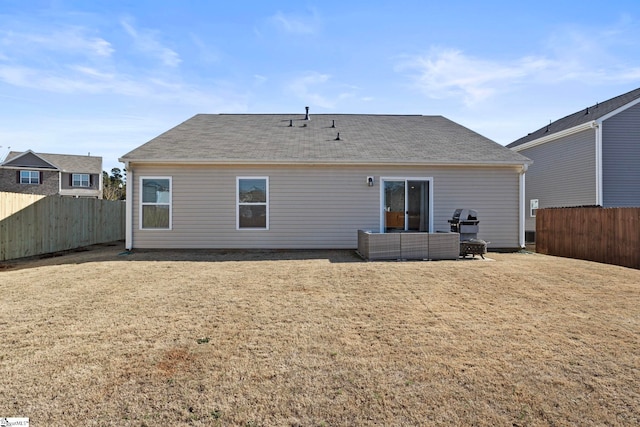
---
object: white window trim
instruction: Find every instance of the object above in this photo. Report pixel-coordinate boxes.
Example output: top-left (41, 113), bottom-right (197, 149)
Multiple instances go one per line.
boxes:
top-left (72, 173), bottom-right (90, 187)
top-left (20, 170), bottom-right (40, 184)
top-left (379, 177), bottom-right (434, 233)
top-left (139, 176), bottom-right (172, 230)
top-left (530, 199), bottom-right (539, 218)
top-left (236, 176), bottom-right (269, 231)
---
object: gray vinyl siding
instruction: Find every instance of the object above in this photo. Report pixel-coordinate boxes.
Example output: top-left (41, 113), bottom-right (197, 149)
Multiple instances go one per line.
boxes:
top-left (601, 102), bottom-right (640, 207)
top-left (129, 163), bottom-right (522, 250)
top-left (518, 128), bottom-right (597, 231)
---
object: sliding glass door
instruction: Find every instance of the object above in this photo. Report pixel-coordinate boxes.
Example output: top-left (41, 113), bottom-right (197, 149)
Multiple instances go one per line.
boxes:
top-left (384, 180), bottom-right (405, 231)
top-left (382, 178), bottom-right (432, 233)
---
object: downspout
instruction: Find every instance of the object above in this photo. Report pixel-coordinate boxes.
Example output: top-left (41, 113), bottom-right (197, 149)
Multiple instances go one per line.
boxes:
top-left (124, 162), bottom-right (133, 250)
top-left (594, 122), bottom-right (603, 206)
top-left (379, 178), bottom-right (385, 233)
top-left (519, 164), bottom-right (528, 249)
top-left (98, 167), bottom-right (104, 199)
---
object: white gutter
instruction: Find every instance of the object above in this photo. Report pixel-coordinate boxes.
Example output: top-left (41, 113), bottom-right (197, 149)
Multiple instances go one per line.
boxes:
top-left (519, 164), bottom-right (528, 248)
top-left (117, 158), bottom-right (531, 168)
top-left (124, 162), bottom-right (133, 250)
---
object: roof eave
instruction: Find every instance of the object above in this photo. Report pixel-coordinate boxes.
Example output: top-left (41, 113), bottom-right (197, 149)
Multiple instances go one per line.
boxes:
top-left (119, 158), bottom-right (531, 167)
top-left (510, 121), bottom-right (596, 152)
top-left (0, 165), bottom-right (61, 171)
top-left (512, 91), bottom-right (640, 152)
top-left (1, 150), bottom-right (61, 170)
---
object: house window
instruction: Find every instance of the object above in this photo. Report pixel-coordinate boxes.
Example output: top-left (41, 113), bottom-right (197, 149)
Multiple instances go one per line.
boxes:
top-left (530, 199), bottom-right (539, 217)
top-left (20, 170), bottom-right (40, 184)
top-left (140, 177), bottom-right (172, 229)
top-left (237, 177), bottom-right (268, 230)
top-left (72, 173), bottom-right (90, 187)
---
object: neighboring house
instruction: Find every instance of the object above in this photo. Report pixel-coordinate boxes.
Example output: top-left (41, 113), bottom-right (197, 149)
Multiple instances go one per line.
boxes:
top-left (507, 87), bottom-right (640, 240)
top-left (119, 112), bottom-right (531, 251)
top-left (0, 150), bottom-right (103, 198)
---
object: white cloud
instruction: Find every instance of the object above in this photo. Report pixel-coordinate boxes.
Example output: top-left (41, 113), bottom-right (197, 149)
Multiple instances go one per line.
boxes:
top-left (0, 20), bottom-right (248, 112)
top-left (0, 65), bottom-right (32, 87)
top-left (0, 63), bottom-right (141, 95)
top-left (0, 27), bottom-right (113, 58)
top-left (0, 61), bottom-right (249, 111)
top-left (615, 68), bottom-right (640, 81)
top-left (120, 18), bottom-right (181, 67)
top-left (286, 72), bottom-right (363, 109)
top-left (71, 65), bottom-right (115, 80)
top-left (397, 48), bottom-right (553, 106)
top-left (269, 9), bottom-right (320, 35)
top-left (287, 72), bottom-right (334, 108)
top-left (189, 33), bottom-right (220, 64)
top-left (398, 19), bottom-right (640, 107)
top-left (253, 74), bottom-right (268, 85)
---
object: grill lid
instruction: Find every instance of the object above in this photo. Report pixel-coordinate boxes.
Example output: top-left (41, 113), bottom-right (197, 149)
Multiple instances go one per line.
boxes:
top-left (449, 209), bottom-right (479, 224)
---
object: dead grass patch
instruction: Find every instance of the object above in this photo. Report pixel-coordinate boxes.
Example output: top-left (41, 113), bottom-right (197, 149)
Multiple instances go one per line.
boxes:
top-left (0, 246), bottom-right (638, 425)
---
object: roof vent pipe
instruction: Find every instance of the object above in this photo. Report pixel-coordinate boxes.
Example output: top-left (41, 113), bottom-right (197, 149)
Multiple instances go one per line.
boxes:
top-left (305, 106), bottom-right (310, 120)
top-left (331, 120), bottom-right (335, 128)
top-left (335, 132), bottom-right (341, 141)
top-left (289, 120), bottom-right (293, 127)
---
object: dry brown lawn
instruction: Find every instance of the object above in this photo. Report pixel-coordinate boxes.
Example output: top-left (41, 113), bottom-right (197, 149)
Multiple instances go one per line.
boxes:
top-left (0, 244), bottom-right (638, 426)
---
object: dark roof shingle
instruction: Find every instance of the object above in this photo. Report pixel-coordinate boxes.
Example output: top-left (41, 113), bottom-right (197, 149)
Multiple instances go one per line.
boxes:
top-left (2, 151), bottom-right (102, 173)
top-left (121, 114), bottom-right (529, 165)
top-left (508, 87), bottom-right (640, 148)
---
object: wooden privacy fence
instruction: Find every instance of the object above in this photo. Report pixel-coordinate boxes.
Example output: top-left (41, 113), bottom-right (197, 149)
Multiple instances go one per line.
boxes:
top-left (0, 192), bottom-right (125, 261)
top-left (536, 207), bottom-right (640, 269)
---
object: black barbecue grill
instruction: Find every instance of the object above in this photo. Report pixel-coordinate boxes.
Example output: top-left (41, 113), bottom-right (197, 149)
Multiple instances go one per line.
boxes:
top-left (448, 209), bottom-right (488, 259)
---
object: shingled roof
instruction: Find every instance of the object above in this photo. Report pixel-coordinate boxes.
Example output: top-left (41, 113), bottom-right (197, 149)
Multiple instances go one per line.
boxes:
top-left (508, 87), bottom-right (640, 148)
top-left (120, 114), bottom-right (529, 166)
top-left (2, 150), bottom-right (101, 173)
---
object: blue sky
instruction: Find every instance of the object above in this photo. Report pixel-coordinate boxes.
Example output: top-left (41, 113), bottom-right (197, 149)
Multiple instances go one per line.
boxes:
top-left (1, 1), bottom-right (640, 172)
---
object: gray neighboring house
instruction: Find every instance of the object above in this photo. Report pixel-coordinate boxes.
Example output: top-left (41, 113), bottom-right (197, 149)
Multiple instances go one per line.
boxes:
top-left (507, 87), bottom-right (640, 240)
top-left (0, 150), bottom-right (103, 198)
top-left (119, 112), bottom-right (531, 251)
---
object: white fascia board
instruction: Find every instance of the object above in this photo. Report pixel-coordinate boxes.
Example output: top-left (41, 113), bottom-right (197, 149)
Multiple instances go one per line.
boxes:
top-left (121, 159), bottom-right (531, 168)
top-left (0, 165), bottom-right (61, 172)
top-left (510, 121), bottom-right (596, 152)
